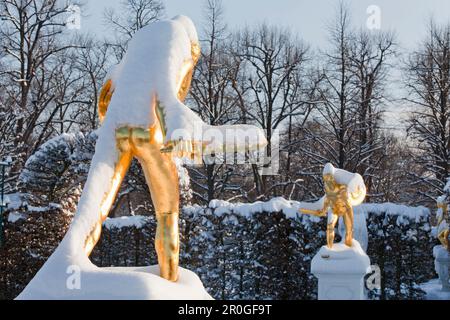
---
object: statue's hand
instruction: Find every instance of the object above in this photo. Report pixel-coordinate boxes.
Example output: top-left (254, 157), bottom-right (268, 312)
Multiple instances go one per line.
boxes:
top-left (160, 139), bottom-right (211, 164)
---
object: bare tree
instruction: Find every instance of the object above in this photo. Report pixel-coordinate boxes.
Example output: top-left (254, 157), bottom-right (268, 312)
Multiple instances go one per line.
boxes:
top-left (234, 23), bottom-right (309, 196)
top-left (405, 20), bottom-right (450, 202)
top-left (298, 3), bottom-right (395, 203)
top-left (368, 134), bottom-right (425, 204)
top-left (187, 0), bottom-right (245, 203)
top-left (348, 29), bottom-right (396, 200)
top-left (104, 0), bottom-right (165, 61)
top-left (72, 35), bottom-right (110, 131)
top-left (309, 2), bottom-right (358, 171)
top-left (0, 0), bottom-right (82, 188)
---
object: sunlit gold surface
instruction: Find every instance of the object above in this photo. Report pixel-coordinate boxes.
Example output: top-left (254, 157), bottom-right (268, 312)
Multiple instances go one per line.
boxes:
top-left (299, 173), bottom-right (365, 248)
top-left (85, 40), bottom-right (203, 282)
top-left (176, 42), bottom-right (199, 102)
top-left (436, 199), bottom-right (450, 250)
top-left (98, 79), bottom-right (114, 123)
top-left (84, 119), bottom-right (180, 281)
top-left (177, 60), bottom-right (195, 102)
top-left (191, 41), bottom-right (201, 65)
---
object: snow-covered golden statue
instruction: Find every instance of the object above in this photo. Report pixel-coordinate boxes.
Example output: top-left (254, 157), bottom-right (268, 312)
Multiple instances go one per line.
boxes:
top-left (435, 196), bottom-right (449, 250)
top-left (90, 16), bottom-right (265, 282)
top-left (299, 163), bottom-right (366, 248)
top-left (18, 15), bottom-right (266, 299)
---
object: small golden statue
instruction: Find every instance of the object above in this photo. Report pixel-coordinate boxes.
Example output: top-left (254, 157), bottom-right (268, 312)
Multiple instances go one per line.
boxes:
top-left (435, 196), bottom-right (450, 250)
top-left (299, 163), bottom-right (366, 248)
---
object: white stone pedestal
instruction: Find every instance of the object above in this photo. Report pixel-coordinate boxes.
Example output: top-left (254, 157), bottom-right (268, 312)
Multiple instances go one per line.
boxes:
top-left (421, 279), bottom-right (450, 300)
top-left (311, 240), bottom-right (371, 300)
top-left (433, 245), bottom-right (450, 292)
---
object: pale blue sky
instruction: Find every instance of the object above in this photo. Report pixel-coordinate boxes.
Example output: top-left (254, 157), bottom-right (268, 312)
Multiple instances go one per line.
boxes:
top-left (81, 0), bottom-right (450, 50)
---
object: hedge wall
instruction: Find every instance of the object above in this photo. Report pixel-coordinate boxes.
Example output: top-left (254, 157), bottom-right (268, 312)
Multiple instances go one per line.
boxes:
top-left (0, 200), bottom-right (435, 300)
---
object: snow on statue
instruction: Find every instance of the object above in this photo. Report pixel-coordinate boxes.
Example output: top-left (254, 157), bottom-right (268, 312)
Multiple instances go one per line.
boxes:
top-left (298, 163), bottom-right (366, 248)
top-left (17, 15), bottom-right (266, 300)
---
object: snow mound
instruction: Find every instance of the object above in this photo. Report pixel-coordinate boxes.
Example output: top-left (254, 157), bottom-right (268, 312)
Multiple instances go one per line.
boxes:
top-left (17, 260), bottom-right (212, 300)
top-left (8, 212), bottom-right (26, 223)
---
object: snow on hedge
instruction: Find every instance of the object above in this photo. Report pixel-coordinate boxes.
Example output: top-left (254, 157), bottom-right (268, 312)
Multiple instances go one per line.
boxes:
top-left (103, 215), bottom-right (150, 230)
top-left (207, 197), bottom-right (309, 219)
top-left (6, 193), bottom-right (429, 229)
top-left (354, 203), bottom-right (430, 225)
top-left (43, 197), bottom-right (429, 231)
top-left (20, 133), bottom-right (76, 183)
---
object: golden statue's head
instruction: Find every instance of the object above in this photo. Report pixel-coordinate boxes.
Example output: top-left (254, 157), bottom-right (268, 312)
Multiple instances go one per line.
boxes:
top-left (322, 163), bottom-right (338, 192)
top-left (323, 173), bottom-right (336, 192)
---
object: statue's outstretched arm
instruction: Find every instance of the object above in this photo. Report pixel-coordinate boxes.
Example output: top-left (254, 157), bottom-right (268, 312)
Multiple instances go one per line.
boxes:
top-left (299, 196), bottom-right (328, 217)
top-left (300, 207), bottom-right (327, 217)
top-left (157, 100), bottom-right (267, 163)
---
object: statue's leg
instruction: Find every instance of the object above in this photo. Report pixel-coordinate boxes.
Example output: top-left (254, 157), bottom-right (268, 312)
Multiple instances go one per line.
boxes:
top-left (343, 206), bottom-right (354, 247)
top-left (327, 213), bottom-right (338, 248)
top-left (131, 128), bottom-right (180, 282)
top-left (446, 230), bottom-right (450, 250)
top-left (84, 129), bottom-right (133, 256)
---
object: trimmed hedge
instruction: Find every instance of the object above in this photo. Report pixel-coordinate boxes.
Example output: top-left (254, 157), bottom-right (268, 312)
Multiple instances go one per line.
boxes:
top-left (0, 201), bottom-right (435, 300)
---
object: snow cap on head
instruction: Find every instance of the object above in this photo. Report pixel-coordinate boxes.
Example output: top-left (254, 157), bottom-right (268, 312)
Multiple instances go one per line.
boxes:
top-left (323, 163), bottom-right (335, 176)
top-left (171, 15), bottom-right (199, 44)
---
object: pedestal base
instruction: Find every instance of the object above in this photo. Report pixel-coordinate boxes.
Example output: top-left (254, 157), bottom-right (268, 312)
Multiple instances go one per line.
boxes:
top-left (311, 240), bottom-right (371, 300)
top-left (433, 245), bottom-right (450, 292)
top-left (17, 263), bottom-right (213, 300)
top-left (421, 279), bottom-right (450, 300)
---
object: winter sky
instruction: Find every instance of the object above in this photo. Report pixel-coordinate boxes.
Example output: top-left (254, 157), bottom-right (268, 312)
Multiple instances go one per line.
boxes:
top-left (80, 0), bottom-right (450, 133)
top-left (82, 0), bottom-right (450, 50)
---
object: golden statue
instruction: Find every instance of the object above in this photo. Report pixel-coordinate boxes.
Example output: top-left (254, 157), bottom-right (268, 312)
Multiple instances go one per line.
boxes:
top-left (17, 16), bottom-right (265, 299)
top-left (299, 163), bottom-right (366, 248)
top-left (82, 15), bottom-right (266, 282)
top-left (435, 196), bottom-right (450, 250)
